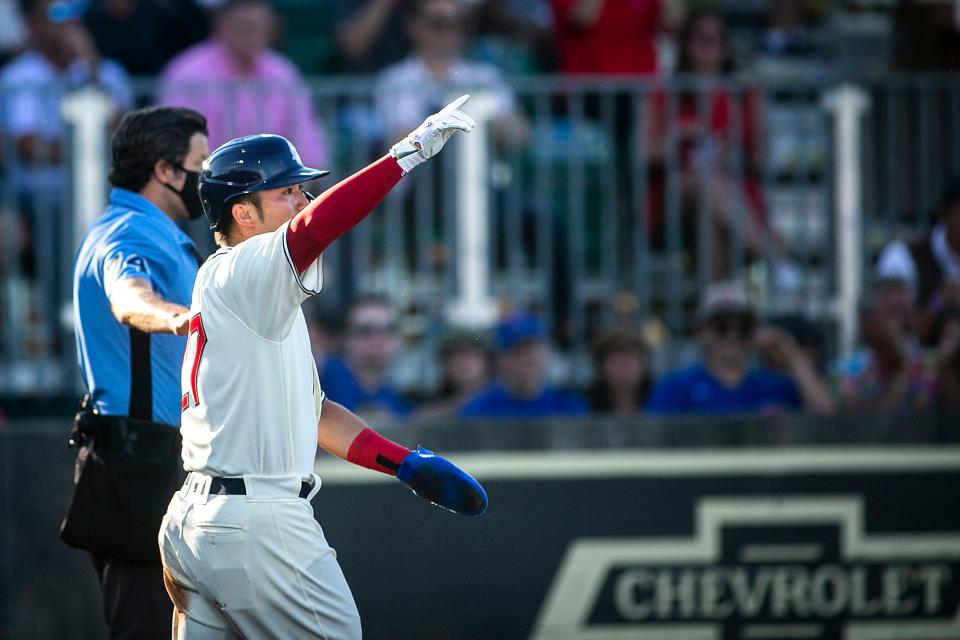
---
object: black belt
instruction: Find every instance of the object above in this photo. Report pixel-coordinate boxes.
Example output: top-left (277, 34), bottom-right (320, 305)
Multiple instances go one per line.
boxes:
top-left (70, 407), bottom-right (177, 449)
top-left (209, 477), bottom-right (312, 499)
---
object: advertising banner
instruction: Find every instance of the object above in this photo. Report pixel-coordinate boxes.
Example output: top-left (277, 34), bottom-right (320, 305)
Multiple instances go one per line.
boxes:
top-left (314, 447), bottom-right (960, 640)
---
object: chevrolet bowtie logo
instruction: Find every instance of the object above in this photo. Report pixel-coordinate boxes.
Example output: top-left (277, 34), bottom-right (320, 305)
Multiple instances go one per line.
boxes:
top-left (532, 497), bottom-right (960, 640)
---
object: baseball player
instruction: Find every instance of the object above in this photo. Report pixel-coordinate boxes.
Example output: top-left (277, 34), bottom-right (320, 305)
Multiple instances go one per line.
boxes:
top-left (159, 95), bottom-right (486, 639)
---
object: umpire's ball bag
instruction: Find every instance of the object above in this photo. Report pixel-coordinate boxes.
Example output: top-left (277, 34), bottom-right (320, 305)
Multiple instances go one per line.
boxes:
top-left (60, 414), bottom-right (185, 563)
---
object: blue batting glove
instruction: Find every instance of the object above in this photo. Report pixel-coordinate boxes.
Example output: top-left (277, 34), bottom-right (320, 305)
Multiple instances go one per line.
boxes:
top-left (397, 447), bottom-right (488, 516)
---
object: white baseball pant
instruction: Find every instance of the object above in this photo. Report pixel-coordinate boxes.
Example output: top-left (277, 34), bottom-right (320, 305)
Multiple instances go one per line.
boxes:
top-left (159, 472), bottom-right (361, 639)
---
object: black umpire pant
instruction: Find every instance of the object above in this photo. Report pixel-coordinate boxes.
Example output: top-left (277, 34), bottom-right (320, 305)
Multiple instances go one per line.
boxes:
top-left (92, 553), bottom-right (172, 640)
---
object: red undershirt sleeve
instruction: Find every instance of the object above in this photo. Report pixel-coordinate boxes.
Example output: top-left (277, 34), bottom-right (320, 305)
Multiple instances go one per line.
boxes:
top-left (286, 154), bottom-right (403, 273)
top-left (346, 428), bottom-right (411, 476)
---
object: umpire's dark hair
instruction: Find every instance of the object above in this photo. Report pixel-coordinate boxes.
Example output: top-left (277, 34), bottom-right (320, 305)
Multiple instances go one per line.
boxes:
top-left (108, 107), bottom-right (208, 193)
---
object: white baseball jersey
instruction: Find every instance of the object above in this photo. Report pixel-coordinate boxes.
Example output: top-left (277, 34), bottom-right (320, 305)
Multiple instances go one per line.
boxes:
top-left (179, 219), bottom-right (325, 478)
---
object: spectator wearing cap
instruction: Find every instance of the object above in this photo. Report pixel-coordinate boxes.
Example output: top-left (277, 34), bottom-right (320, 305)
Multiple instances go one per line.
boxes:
top-left (414, 328), bottom-right (493, 422)
top-left (831, 273), bottom-right (949, 411)
top-left (318, 295), bottom-right (412, 423)
top-left (460, 312), bottom-right (588, 418)
top-left (875, 177), bottom-right (960, 346)
top-left (587, 328), bottom-right (654, 416)
top-left (645, 281), bottom-right (833, 416)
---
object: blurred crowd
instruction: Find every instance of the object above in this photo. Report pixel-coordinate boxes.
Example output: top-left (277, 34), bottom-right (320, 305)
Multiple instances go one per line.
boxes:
top-left (2, 0), bottom-right (953, 193)
top-left (0, 0), bottom-right (953, 250)
top-left (304, 180), bottom-right (960, 423)
top-left (1, 0), bottom-right (959, 420)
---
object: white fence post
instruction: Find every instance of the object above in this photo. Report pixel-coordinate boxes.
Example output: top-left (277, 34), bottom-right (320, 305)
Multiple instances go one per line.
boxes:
top-left (59, 87), bottom-right (115, 394)
top-left (62, 86), bottom-right (115, 252)
top-left (823, 84), bottom-right (870, 358)
top-left (447, 91), bottom-right (499, 329)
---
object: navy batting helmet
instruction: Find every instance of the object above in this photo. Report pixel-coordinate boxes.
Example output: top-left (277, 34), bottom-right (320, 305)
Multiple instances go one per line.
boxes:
top-left (198, 134), bottom-right (329, 231)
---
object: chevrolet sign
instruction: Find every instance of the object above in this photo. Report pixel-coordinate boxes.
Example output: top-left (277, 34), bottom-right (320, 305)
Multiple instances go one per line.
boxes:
top-left (533, 496), bottom-right (960, 640)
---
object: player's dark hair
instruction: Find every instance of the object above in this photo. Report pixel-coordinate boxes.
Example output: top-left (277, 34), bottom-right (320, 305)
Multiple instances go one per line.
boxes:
top-left (215, 191), bottom-right (262, 240)
top-left (109, 106), bottom-right (208, 193)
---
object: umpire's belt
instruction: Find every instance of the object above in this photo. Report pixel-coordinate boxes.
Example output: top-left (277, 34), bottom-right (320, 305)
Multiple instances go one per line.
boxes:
top-left (71, 409), bottom-right (178, 450)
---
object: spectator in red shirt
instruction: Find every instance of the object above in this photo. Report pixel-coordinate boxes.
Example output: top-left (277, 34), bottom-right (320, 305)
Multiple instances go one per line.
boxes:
top-left (646, 9), bottom-right (781, 280)
top-left (551, 0), bottom-right (664, 75)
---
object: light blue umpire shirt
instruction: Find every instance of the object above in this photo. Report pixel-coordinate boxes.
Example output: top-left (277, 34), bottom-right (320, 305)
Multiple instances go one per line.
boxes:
top-left (73, 188), bottom-right (201, 426)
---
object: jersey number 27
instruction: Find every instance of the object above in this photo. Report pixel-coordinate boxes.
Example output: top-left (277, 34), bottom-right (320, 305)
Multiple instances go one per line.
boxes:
top-left (181, 313), bottom-right (207, 412)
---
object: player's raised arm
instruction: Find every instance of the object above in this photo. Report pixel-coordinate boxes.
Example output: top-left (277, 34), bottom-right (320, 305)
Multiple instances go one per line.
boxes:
top-left (195, 97), bottom-right (474, 339)
top-left (284, 95), bottom-right (475, 273)
top-left (316, 398), bottom-right (487, 516)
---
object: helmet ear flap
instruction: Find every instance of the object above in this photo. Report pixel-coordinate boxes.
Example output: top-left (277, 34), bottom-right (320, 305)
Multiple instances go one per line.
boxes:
top-left (198, 177), bottom-right (217, 230)
top-left (200, 181), bottom-right (236, 231)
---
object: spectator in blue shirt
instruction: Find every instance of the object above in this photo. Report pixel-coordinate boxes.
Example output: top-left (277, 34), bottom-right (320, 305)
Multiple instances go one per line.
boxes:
top-left (645, 281), bottom-right (834, 416)
top-left (319, 294), bottom-right (413, 422)
top-left (460, 312), bottom-right (588, 418)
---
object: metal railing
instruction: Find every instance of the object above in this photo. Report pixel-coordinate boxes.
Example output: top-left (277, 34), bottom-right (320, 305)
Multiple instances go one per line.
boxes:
top-left (1, 75), bottom-right (959, 395)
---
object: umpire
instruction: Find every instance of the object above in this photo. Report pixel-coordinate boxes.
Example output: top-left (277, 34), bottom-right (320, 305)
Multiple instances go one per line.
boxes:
top-left (65, 106), bottom-right (208, 639)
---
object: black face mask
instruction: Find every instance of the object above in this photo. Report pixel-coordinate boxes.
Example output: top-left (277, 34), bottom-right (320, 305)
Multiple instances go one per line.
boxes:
top-left (162, 165), bottom-right (205, 221)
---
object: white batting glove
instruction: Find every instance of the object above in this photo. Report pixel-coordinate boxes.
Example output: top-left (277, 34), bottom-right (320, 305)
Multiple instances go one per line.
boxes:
top-left (390, 94), bottom-right (476, 173)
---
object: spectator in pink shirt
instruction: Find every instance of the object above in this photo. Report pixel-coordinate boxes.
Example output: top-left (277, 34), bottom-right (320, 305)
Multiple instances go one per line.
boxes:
top-left (158, 0), bottom-right (328, 168)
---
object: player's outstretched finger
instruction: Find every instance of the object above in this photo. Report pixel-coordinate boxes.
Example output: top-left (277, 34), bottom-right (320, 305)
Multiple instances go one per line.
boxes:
top-left (446, 121), bottom-right (472, 133)
top-left (441, 94), bottom-right (470, 114)
top-left (444, 112), bottom-right (475, 131)
top-left (453, 111), bottom-right (477, 129)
